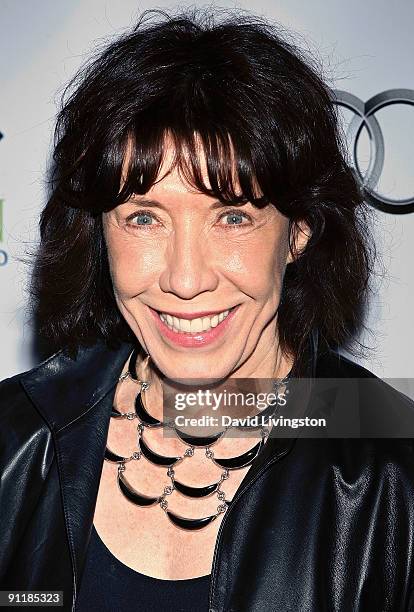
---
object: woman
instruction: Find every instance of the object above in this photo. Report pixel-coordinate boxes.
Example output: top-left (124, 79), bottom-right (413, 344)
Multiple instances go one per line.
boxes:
top-left (1, 8), bottom-right (414, 612)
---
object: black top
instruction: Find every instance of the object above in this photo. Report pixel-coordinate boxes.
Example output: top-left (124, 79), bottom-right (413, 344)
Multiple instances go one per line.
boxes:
top-left (75, 525), bottom-right (211, 612)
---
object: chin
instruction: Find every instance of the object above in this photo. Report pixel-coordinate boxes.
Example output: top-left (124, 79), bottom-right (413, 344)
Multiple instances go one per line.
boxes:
top-left (159, 356), bottom-right (233, 385)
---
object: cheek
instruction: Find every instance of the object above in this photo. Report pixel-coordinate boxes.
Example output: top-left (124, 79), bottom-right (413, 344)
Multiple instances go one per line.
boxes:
top-left (105, 230), bottom-right (163, 298)
top-left (221, 231), bottom-right (288, 299)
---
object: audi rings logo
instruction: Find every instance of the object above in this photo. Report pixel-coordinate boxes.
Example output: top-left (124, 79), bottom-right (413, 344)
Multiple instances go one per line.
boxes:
top-left (333, 89), bottom-right (414, 214)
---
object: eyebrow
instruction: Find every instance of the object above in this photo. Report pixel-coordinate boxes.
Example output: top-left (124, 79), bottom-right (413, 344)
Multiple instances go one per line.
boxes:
top-left (127, 197), bottom-right (246, 210)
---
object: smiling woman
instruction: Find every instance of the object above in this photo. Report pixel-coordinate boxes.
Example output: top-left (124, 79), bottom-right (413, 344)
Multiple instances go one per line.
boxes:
top-left (102, 136), bottom-right (299, 380)
top-left (27, 8), bottom-right (372, 377)
top-left (1, 7), bottom-right (414, 612)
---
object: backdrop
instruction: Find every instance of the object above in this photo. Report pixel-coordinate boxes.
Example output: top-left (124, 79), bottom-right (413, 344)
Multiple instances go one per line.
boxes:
top-left (1, 0), bottom-right (413, 381)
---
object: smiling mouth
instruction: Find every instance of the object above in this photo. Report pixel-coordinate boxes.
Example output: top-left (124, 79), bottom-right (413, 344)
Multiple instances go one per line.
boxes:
top-left (153, 306), bottom-right (237, 334)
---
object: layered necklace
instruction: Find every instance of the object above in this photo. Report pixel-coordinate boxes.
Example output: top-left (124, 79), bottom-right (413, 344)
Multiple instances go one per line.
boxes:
top-left (104, 347), bottom-right (290, 531)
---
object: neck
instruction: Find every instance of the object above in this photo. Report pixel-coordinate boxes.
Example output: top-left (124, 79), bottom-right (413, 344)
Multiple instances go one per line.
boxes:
top-left (131, 338), bottom-right (294, 422)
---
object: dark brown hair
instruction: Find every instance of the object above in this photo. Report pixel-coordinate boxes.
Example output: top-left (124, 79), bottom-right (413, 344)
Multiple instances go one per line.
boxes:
top-left (28, 7), bottom-right (375, 370)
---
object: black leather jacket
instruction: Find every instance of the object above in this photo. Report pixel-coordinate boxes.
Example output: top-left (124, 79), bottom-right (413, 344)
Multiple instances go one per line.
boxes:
top-left (1, 332), bottom-right (414, 612)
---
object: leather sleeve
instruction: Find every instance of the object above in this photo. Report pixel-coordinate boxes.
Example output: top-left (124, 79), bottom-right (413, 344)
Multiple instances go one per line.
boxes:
top-left (0, 374), bottom-right (54, 583)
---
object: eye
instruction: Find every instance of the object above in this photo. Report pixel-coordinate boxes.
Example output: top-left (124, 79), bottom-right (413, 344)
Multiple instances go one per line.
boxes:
top-left (126, 210), bottom-right (158, 228)
top-left (218, 210), bottom-right (252, 227)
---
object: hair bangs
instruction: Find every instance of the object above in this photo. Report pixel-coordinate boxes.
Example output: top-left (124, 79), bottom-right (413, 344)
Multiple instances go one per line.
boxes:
top-left (114, 121), bottom-right (272, 211)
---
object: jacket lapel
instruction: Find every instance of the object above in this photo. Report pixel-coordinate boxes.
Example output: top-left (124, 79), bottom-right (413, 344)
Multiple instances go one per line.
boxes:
top-left (21, 339), bottom-right (135, 598)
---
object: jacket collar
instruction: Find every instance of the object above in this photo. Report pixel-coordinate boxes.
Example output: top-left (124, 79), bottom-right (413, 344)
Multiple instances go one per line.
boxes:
top-left (21, 339), bottom-right (135, 433)
top-left (20, 330), bottom-right (320, 605)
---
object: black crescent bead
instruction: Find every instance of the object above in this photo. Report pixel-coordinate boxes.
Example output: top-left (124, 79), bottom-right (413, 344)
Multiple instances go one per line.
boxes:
top-left (139, 435), bottom-right (181, 467)
top-left (118, 471), bottom-right (159, 507)
top-left (104, 447), bottom-right (129, 463)
top-left (212, 438), bottom-right (264, 469)
top-left (166, 510), bottom-right (218, 530)
top-left (128, 347), bottom-right (140, 380)
top-left (173, 479), bottom-right (220, 498)
top-left (111, 406), bottom-right (124, 418)
top-left (174, 429), bottom-right (224, 447)
top-left (135, 393), bottom-right (163, 427)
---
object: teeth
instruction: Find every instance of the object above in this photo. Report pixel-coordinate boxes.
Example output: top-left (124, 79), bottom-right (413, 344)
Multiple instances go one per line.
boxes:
top-left (180, 318), bottom-right (191, 332)
top-left (210, 315), bottom-right (219, 328)
top-left (159, 309), bottom-right (231, 333)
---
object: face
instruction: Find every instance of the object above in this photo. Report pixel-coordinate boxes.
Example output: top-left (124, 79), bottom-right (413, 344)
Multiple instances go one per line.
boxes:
top-left (102, 140), bottom-right (304, 381)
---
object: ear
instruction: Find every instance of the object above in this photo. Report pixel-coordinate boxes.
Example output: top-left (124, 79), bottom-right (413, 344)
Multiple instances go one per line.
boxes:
top-left (286, 220), bottom-right (312, 264)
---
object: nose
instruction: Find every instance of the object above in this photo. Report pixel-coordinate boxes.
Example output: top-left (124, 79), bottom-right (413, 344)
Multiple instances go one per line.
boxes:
top-left (158, 219), bottom-right (219, 299)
